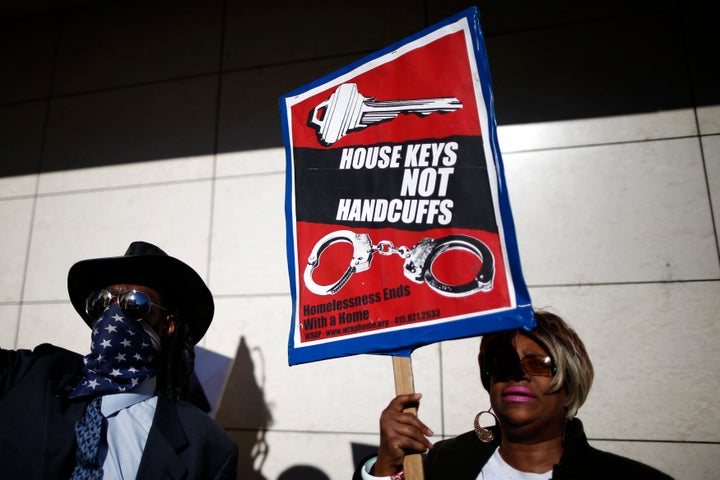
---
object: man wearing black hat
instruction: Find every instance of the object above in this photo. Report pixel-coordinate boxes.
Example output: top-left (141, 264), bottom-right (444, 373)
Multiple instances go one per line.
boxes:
top-left (0, 241), bottom-right (238, 479)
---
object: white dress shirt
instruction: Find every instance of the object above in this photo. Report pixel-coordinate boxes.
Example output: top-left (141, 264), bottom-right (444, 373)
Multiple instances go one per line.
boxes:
top-left (98, 377), bottom-right (158, 479)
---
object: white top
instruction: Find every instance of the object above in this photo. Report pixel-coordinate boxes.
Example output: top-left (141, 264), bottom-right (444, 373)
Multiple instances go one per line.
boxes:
top-left (479, 448), bottom-right (553, 480)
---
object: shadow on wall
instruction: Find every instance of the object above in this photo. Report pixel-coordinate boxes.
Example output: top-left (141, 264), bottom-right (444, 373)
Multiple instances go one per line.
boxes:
top-left (273, 442), bottom-right (379, 479)
top-left (212, 336), bottom-right (274, 479)
top-left (277, 465), bottom-right (330, 480)
top-left (207, 337), bottom-right (370, 479)
top-left (351, 442), bottom-right (382, 474)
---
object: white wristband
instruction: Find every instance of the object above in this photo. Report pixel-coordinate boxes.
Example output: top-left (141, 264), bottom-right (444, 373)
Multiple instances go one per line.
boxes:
top-left (361, 457), bottom-right (404, 480)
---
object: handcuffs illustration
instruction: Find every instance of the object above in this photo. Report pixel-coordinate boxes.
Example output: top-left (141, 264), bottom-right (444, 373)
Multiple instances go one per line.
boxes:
top-left (303, 230), bottom-right (495, 297)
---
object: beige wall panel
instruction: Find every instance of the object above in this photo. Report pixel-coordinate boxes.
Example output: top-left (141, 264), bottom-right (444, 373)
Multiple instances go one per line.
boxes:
top-left (16, 302), bottom-right (87, 352)
top-left (698, 105), bottom-right (720, 135)
top-left (498, 110), bottom-right (697, 153)
top-left (0, 174), bottom-right (38, 201)
top-left (505, 138), bottom-right (719, 285)
top-left (216, 147), bottom-right (285, 178)
top-left (23, 181), bottom-right (213, 303)
top-left (0, 198), bottom-right (34, 302)
top-left (0, 305), bottom-right (20, 349)
top-left (210, 174), bottom-right (288, 296)
top-left (702, 135), bottom-right (720, 255)
top-left (39, 155), bottom-right (215, 196)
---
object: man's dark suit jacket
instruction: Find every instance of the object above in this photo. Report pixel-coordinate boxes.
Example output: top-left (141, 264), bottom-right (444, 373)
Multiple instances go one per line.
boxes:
top-left (0, 343), bottom-right (238, 479)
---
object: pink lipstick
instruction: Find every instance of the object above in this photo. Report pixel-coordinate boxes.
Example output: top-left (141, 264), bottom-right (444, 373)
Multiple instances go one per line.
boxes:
top-left (502, 386), bottom-right (537, 403)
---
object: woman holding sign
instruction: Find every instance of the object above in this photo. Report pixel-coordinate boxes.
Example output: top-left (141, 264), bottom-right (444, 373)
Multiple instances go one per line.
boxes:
top-left (355, 310), bottom-right (672, 479)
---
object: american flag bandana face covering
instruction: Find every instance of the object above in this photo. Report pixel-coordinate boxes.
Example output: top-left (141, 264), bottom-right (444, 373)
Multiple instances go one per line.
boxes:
top-left (69, 303), bottom-right (161, 398)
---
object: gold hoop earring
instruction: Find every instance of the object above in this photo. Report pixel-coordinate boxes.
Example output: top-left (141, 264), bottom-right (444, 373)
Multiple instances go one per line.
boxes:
top-left (473, 410), bottom-right (498, 443)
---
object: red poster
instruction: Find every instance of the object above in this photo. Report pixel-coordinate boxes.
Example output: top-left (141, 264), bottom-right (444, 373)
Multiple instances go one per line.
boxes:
top-left (281, 7), bottom-right (534, 365)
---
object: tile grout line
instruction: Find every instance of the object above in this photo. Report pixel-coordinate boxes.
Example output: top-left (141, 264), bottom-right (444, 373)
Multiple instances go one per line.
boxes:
top-left (14, 16), bottom-right (63, 348)
top-left (205, 0), bottom-right (229, 310)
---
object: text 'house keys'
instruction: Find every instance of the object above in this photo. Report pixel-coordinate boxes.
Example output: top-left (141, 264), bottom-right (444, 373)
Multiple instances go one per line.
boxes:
top-left (308, 83), bottom-right (463, 146)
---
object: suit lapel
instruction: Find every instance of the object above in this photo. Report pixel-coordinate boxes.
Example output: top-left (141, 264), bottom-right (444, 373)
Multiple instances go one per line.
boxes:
top-left (42, 366), bottom-right (87, 478)
top-left (135, 395), bottom-right (188, 479)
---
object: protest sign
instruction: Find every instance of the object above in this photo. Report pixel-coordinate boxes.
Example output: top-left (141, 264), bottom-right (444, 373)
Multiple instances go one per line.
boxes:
top-left (280, 7), bottom-right (534, 366)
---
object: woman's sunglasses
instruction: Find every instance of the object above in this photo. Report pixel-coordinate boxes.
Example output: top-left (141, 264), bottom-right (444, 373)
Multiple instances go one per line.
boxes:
top-left (85, 288), bottom-right (168, 321)
top-left (518, 354), bottom-right (556, 377)
top-left (485, 352), bottom-right (557, 381)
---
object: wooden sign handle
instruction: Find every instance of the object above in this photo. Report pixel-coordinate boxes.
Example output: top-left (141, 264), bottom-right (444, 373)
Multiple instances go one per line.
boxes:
top-left (392, 355), bottom-right (425, 480)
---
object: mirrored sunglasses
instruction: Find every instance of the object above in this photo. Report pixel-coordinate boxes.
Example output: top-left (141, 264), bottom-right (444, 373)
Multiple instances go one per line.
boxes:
top-left (85, 288), bottom-right (168, 321)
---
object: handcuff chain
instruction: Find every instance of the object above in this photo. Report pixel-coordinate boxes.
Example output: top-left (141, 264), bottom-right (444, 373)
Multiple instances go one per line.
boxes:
top-left (373, 240), bottom-right (410, 258)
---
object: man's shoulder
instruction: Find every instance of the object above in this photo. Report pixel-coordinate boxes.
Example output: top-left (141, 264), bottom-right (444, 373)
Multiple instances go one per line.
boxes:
top-left (167, 398), bottom-right (236, 446)
top-left (2, 343), bottom-right (82, 373)
top-left (1, 343), bottom-right (84, 403)
top-left (31, 343), bottom-right (84, 369)
top-left (33, 343), bottom-right (82, 356)
top-left (171, 398), bottom-right (216, 420)
top-left (2, 342), bottom-right (78, 357)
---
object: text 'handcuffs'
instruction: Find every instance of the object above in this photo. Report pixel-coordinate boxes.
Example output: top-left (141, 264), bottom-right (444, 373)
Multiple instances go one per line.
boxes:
top-left (304, 230), bottom-right (495, 297)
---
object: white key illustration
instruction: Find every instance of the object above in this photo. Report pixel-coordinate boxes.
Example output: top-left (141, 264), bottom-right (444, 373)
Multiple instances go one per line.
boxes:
top-left (309, 83), bottom-right (462, 146)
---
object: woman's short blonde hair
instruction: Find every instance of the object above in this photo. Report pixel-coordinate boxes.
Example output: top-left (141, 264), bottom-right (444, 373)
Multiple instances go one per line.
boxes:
top-left (479, 309), bottom-right (594, 418)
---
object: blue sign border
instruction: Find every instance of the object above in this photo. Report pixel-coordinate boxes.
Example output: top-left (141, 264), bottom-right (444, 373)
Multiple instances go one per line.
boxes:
top-left (280, 7), bottom-right (534, 365)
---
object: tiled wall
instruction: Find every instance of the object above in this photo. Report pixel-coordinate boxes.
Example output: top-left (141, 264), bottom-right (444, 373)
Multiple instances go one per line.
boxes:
top-left (1, 1), bottom-right (718, 479)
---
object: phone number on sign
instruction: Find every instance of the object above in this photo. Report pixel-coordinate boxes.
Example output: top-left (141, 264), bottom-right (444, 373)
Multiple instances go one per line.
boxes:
top-left (394, 309), bottom-right (441, 325)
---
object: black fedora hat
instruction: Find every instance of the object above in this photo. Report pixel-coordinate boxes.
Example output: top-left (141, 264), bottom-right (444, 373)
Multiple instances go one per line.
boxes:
top-left (67, 241), bottom-right (214, 344)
